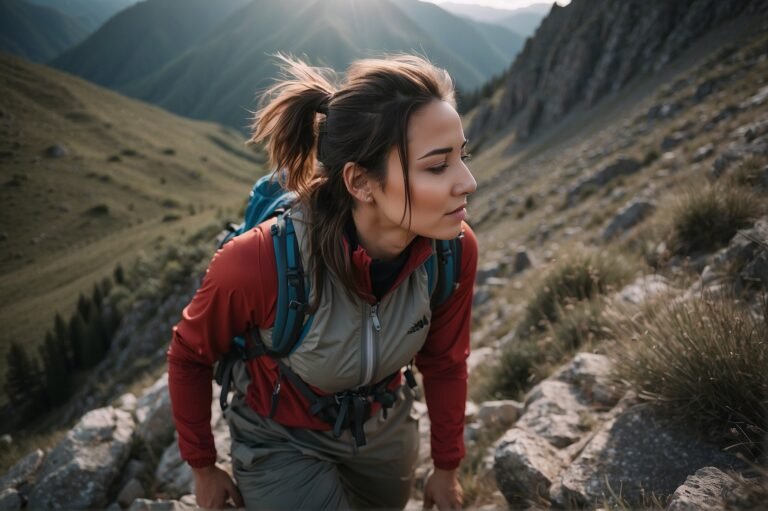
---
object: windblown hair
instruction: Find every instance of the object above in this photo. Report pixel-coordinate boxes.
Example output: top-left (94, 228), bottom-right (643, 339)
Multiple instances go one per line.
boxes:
top-left (248, 54), bottom-right (455, 309)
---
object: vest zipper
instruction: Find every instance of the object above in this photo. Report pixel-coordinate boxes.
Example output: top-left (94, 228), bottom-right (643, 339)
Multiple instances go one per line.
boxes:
top-left (362, 302), bottom-right (381, 385)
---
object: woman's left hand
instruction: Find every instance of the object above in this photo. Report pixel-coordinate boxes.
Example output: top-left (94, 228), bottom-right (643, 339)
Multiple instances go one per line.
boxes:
top-left (423, 467), bottom-right (463, 510)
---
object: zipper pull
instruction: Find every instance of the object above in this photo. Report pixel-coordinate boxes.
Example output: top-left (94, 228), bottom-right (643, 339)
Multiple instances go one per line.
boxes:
top-left (370, 303), bottom-right (381, 331)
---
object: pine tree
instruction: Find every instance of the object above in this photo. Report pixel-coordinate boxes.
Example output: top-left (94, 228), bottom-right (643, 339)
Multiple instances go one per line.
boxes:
top-left (77, 293), bottom-right (91, 322)
top-left (114, 264), bottom-right (125, 285)
top-left (53, 312), bottom-right (72, 370)
top-left (4, 342), bottom-right (44, 421)
top-left (69, 312), bottom-right (87, 369)
top-left (92, 283), bottom-right (103, 309)
top-left (100, 276), bottom-right (112, 297)
top-left (39, 332), bottom-right (70, 406)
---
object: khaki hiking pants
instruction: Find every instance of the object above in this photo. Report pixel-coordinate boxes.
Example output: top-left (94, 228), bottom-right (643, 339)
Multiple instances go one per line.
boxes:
top-left (225, 363), bottom-right (420, 510)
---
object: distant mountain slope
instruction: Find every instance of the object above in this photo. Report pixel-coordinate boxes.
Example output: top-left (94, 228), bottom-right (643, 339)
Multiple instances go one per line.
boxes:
top-left (27, 0), bottom-right (140, 33)
top-left (391, 0), bottom-right (524, 83)
top-left (439, 1), bottom-right (549, 37)
top-left (0, 0), bottom-right (89, 62)
top-left (50, 0), bottom-right (522, 131)
top-left (51, 0), bottom-right (250, 88)
top-left (467, 0), bottom-right (767, 145)
top-left (0, 52), bottom-right (264, 382)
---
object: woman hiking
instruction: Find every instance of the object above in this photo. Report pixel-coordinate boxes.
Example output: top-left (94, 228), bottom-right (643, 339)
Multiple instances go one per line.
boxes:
top-left (167, 54), bottom-right (478, 510)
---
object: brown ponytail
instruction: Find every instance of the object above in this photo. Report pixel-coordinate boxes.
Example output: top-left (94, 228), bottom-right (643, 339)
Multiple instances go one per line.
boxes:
top-left (248, 54), bottom-right (455, 310)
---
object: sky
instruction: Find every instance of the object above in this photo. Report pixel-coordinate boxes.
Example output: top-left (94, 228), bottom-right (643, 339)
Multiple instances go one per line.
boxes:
top-left (426, 0), bottom-right (570, 10)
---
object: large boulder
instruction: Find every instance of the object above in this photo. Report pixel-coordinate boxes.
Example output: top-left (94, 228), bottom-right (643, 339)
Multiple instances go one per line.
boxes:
top-left (601, 199), bottom-right (656, 241)
top-left (556, 406), bottom-right (743, 507)
top-left (494, 428), bottom-right (569, 505)
top-left (566, 157), bottom-right (642, 207)
top-left (554, 353), bottom-right (624, 408)
top-left (27, 406), bottom-right (135, 509)
top-left (135, 373), bottom-right (174, 453)
top-left (517, 380), bottom-right (592, 448)
top-left (666, 467), bottom-right (741, 511)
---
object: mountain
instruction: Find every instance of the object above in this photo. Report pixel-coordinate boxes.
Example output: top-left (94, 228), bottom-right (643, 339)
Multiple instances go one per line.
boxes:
top-left (50, 0), bottom-right (251, 89)
top-left (391, 0), bottom-right (525, 85)
top-left (467, 0), bottom-right (767, 147)
top-left (27, 0), bottom-right (140, 33)
top-left (0, 52), bottom-right (265, 389)
top-left (439, 1), bottom-right (550, 37)
top-left (498, 3), bottom-right (551, 38)
top-left (0, 0), bottom-right (90, 62)
top-left (51, 0), bottom-right (523, 131)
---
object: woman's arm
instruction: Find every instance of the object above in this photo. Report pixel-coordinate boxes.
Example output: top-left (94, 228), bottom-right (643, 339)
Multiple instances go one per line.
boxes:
top-left (415, 223), bottom-right (478, 470)
top-left (166, 224), bottom-right (278, 467)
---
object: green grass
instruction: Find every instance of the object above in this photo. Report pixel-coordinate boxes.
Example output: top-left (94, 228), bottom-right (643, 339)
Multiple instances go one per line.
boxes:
top-left (611, 291), bottom-right (768, 456)
top-left (0, 54), bottom-right (266, 403)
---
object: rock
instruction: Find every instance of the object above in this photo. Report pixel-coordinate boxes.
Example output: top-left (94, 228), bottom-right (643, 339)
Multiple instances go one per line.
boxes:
top-left (615, 274), bottom-right (672, 306)
top-left (494, 428), bottom-right (569, 505)
top-left (465, 401), bottom-right (479, 423)
top-left (661, 132), bottom-right (687, 151)
top-left (566, 157), bottom-right (642, 207)
top-left (601, 199), bottom-right (656, 241)
top-left (27, 407), bottom-right (135, 509)
top-left (155, 440), bottom-right (194, 498)
top-left (512, 248), bottom-right (533, 273)
top-left (517, 380), bottom-right (592, 448)
top-left (691, 143), bottom-right (715, 162)
top-left (117, 392), bottom-right (137, 413)
top-left (135, 373), bottom-right (174, 453)
top-left (476, 262), bottom-right (501, 285)
top-left (473, 288), bottom-right (491, 307)
top-left (127, 497), bottom-right (197, 511)
top-left (117, 478), bottom-right (146, 508)
top-left (467, 346), bottom-right (494, 374)
top-left (667, 467), bottom-right (740, 511)
top-left (0, 448), bottom-right (44, 492)
top-left (556, 406), bottom-right (743, 507)
top-left (740, 84), bottom-right (768, 109)
top-left (554, 353), bottom-right (623, 407)
top-left (44, 144), bottom-right (67, 158)
top-left (0, 489), bottom-right (21, 511)
top-left (477, 400), bottom-right (524, 428)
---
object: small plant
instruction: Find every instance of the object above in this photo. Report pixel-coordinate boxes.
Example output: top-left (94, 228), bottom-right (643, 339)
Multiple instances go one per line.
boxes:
top-left (667, 184), bottom-right (763, 255)
top-left (520, 251), bottom-right (633, 335)
top-left (725, 156), bottom-right (768, 189)
top-left (610, 291), bottom-right (768, 456)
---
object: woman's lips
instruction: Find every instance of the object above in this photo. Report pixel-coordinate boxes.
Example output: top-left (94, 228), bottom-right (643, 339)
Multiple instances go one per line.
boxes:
top-left (446, 204), bottom-right (467, 221)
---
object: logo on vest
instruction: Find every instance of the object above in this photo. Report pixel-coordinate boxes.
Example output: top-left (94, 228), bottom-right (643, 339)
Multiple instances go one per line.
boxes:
top-left (407, 315), bottom-right (429, 335)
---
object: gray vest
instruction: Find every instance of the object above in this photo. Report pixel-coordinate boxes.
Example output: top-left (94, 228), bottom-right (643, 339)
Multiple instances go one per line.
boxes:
top-left (258, 207), bottom-right (433, 393)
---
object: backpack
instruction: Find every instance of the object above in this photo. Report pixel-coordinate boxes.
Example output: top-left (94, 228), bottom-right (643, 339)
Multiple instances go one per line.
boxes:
top-left (213, 171), bottom-right (463, 444)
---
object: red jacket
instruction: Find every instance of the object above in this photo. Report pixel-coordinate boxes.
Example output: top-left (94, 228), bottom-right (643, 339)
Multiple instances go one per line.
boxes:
top-left (167, 221), bottom-right (477, 470)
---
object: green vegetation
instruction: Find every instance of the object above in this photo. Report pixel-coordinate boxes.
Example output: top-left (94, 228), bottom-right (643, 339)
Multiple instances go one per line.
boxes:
top-left (611, 292), bottom-right (768, 456)
top-left (667, 184), bottom-right (763, 256)
top-left (486, 251), bottom-right (635, 399)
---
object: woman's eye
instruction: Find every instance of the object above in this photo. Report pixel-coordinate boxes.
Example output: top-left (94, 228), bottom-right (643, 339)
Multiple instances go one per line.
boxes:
top-left (461, 153), bottom-right (472, 162)
top-left (428, 162), bottom-right (449, 173)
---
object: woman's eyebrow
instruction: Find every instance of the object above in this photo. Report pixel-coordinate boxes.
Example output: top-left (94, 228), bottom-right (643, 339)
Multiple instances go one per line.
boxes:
top-left (417, 139), bottom-right (468, 160)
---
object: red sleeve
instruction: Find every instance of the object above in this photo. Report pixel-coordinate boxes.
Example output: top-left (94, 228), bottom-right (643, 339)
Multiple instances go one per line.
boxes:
top-left (166, 224), bottom-right (276, 468)
top-left (415, 222), bottom-right (478, 470)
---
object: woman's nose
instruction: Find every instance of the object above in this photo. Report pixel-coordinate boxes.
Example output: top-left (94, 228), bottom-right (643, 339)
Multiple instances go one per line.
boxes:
top-left (454, 163), bottom-right (477, 196)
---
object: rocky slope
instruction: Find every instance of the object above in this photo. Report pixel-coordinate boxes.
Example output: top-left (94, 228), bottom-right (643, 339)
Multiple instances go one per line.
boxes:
top-left (467, 0), bottom-right (768, 146)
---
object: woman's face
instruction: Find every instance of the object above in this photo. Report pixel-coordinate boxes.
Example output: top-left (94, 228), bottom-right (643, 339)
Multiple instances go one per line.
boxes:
top-left (371, 100), bottom-right (477, 241)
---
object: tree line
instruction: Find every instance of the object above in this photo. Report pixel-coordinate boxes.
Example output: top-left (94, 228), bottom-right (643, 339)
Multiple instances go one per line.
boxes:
top-left (4, 265), bottom-right (126, 428)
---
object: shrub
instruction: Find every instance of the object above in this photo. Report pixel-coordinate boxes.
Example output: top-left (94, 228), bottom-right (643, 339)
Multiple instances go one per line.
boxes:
top-left (611, 292), bottom-right (768, 455)
top-left (486, 338), bottom-right (538, 400)
top-left (668, 184), bottom-right (763, 255)
top-left (548, 299), bottom-right (611, 353)
top-left (725, 156), bottom-right (768, 189)
top-left (520, 251), bottom-right (633, 336)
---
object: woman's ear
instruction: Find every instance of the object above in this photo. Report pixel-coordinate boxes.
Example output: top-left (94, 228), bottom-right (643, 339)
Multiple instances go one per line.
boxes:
top-left (342, 162), bottom-right (374, 204)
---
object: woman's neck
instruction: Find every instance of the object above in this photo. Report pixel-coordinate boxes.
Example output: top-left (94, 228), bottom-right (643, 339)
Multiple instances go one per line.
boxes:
top-left (351, 206), bottom-right (416, 262)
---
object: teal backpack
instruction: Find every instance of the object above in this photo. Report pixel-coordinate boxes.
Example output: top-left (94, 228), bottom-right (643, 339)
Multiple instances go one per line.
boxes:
top-left (213, 171), bottom-right (463, 445)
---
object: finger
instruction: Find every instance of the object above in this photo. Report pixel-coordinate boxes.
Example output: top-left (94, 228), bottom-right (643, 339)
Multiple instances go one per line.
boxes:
top-left (224, 478), bottom-right (245, 508)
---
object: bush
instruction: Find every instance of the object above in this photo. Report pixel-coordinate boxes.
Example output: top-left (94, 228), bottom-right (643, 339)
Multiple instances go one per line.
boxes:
top-left (548, 299), bottom-right (611, 353)
top-left (611, 292), bottom-right (768, 455)
top-left (725, 156), bottom-right (768, 189)
top-left (487, 338), bottom-right (539, 400)
top-left (520, 251), bottom-right (633, 336)
top-left (668, 184), bottom-right (763, 255)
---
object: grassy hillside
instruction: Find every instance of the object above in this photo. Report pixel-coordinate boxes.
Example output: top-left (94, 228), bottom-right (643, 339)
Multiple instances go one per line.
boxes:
top-left (0, 0), bottom-right (90, 63)
top-left (0, 54), bottom-right (267, 400)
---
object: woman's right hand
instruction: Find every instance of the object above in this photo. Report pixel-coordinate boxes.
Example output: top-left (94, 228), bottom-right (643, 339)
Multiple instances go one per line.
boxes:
top-left (192, 464), bottom-right (244, 509)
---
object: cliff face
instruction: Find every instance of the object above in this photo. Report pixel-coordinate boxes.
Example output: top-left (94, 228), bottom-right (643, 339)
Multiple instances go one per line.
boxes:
top-left (468, 0), bottom-right (767, 144)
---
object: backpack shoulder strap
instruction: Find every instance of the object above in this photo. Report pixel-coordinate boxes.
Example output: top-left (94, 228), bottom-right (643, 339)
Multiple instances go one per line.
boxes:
top-left (428, 233), bottom-right (464, 309)
top-left (269, 211), bottom-right (310, 357)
